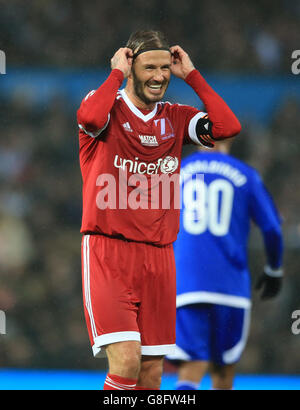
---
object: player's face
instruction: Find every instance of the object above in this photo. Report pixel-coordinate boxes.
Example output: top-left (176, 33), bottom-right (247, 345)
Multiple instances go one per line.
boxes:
top-left (131, 50), bottom-right (171, 106)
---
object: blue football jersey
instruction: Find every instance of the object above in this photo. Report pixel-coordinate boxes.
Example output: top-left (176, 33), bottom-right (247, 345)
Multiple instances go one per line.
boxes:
top-left (175, 151), bottom-right (283, 308)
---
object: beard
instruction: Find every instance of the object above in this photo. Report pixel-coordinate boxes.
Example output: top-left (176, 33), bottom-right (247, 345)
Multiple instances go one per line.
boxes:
top-left (131, 66), bottom-right (169, 105)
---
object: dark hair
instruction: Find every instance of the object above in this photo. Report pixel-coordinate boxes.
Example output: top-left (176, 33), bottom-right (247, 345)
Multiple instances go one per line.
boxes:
top-left (126, 30), bottom-right (170, 54)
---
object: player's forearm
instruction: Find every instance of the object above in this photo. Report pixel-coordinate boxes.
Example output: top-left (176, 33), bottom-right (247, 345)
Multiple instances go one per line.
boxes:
top-left (185, 69), bottom-right (241, 139)
top-left (77, 69), bottom-right (124, 132)
top-left (263, 228), bottom-right (284, 270)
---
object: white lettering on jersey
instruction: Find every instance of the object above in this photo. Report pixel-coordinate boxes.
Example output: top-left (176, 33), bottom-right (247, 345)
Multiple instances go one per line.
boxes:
top-left (138, 135), bottom-right (159, 146)
top-left (113, 155), bottom-right (178, 175)
top-left (181, 160), bottom-right (247, 187)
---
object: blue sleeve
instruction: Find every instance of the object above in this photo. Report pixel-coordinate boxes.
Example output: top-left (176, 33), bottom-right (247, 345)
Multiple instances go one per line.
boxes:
top-left (249, 171), bottom-right (283, 268)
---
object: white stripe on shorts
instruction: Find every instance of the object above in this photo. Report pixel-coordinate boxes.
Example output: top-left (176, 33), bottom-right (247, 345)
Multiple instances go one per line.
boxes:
top-left (92, 331), bottom-right (141, 357)
top-left (222, 307), bottom-right (251, 364)
top-left (176, 291), bottom-right (251, 309)
top-left (141, 344), bottom-right (176, 356)
top-left (83, 235), bottom-right (98, 340)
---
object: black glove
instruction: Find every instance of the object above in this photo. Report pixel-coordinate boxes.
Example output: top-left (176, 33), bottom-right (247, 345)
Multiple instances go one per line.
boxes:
top-left (255, 266), bottom-right (283, 300)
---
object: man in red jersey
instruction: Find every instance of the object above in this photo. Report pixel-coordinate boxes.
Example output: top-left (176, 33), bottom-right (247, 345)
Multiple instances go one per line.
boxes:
top-left (77, 30), bottom-right (241, 390)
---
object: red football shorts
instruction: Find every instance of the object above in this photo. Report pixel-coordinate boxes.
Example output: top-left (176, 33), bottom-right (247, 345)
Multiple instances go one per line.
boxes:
top-left (81, 234), bottom-right (176, 357)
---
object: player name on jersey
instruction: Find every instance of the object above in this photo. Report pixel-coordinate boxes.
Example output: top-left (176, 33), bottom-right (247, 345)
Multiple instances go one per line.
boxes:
top-left (181, 159), bottom-right (247, 187)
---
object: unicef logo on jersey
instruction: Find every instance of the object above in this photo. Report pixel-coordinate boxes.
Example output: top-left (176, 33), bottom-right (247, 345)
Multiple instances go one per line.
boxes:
top-left (113, 154), bottom-right (179, 175)
top-left (160, 156), bottom-right (179, 174)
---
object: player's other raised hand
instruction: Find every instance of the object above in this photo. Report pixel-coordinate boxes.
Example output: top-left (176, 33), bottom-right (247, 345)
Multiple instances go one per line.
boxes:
top-left (111, 47), bottom-right (133, 78)
top-left (170, 45), bottom-right (195, 80)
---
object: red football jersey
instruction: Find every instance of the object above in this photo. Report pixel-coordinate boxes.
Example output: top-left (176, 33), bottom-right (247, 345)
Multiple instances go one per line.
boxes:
top-left (78, 88), bottom-right (205, 246)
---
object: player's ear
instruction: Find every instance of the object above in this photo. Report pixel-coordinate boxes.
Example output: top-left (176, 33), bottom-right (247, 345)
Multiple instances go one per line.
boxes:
top-left (127, 64), bottom-right (134, 80)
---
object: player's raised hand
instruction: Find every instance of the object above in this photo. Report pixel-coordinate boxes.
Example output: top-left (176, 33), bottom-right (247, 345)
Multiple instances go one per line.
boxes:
top-left (170, 45), bottom-right (195, 80)
top-left (111, 47), bottom-right (133, 78)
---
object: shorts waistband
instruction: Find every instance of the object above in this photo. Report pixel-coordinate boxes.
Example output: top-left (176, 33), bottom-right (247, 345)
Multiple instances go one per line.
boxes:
top-left (83, 231), bottom-right (171, 248)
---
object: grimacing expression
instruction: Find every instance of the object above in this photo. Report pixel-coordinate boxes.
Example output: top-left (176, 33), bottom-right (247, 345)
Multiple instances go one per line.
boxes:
top-left (131, 50), bottom-right (172, 105)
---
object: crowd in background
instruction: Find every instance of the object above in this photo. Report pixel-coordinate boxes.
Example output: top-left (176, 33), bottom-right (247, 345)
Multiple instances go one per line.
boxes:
top-left (1, 0), bottom-right (300, 73)
top-left (0, 0), bottom-right (300, 373)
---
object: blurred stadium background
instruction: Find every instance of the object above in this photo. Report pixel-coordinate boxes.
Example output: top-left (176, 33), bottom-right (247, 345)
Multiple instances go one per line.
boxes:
top-left (0, 0), bottom-right (300, 390)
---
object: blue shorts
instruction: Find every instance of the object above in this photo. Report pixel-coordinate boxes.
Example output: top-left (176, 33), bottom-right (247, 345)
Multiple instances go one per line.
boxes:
top-left (168, 303), bottom-right (251, 365)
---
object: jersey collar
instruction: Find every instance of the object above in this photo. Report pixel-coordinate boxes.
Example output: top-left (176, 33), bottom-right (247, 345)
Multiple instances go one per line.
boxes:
top-left (120, 89), bottom-right (158, 122)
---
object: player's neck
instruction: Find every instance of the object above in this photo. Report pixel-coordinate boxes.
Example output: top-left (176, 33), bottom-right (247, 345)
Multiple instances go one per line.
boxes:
top-left (124, 87), bottom-right (156, 111)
